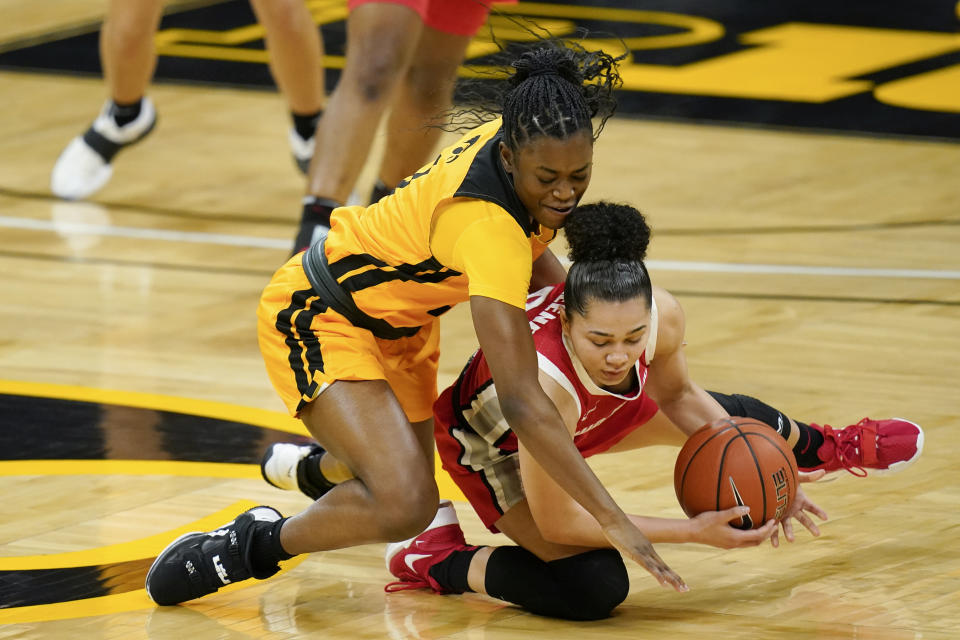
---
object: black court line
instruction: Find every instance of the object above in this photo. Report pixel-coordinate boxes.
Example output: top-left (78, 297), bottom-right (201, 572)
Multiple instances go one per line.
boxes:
top-left (1, 249), bottom-right (957, 307)
top-left (3, 185), bottom-right (959, 236)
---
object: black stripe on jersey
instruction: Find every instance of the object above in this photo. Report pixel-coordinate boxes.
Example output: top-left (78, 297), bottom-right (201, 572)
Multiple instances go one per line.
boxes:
top-left (275, 289), bottom-right (326, 402)
top-left (330, 253), bottom-right (461, 294)
top-left (327, 253), bottom-right (388, 281)
top-left (340, 266), bottom-right (461, 293)
top-left (332, 254), bottom-right (463, 293)
top-left (454, 130), bottom-right (532, 235)
top-left (427, 305), bottom-right (451, 317)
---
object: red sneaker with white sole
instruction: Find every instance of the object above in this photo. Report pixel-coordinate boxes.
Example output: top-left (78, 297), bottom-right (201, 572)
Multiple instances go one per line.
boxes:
top-left (385, 501), bottom-right (476, 594)
top-left (808, 418), bottom-right (924, 477)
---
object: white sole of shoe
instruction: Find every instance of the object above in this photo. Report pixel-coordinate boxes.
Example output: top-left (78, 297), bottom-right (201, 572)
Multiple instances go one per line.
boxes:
top-left (872, 418), bottom-right (924, 476)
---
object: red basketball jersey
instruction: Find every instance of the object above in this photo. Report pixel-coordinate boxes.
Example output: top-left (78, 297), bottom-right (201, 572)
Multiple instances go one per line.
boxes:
top-left (448, 282), bottom-right (660, 459)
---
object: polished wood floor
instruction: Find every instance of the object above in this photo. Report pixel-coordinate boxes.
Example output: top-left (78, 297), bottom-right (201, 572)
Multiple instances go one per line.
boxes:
top-left (2, 5), bottom-right (960, 638)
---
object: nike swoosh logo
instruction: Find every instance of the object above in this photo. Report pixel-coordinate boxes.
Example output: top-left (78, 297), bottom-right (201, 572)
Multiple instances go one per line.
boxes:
top-left (404, 553), bottom-right (431, 572)
top-left (728, 476), bottom-right (754, 530)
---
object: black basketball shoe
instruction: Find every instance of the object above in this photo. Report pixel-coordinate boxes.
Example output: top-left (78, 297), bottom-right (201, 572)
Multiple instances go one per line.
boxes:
top-left (145, 506), bottom-right (282, 606)
top-left (260, 442), bottom-right (336, 500)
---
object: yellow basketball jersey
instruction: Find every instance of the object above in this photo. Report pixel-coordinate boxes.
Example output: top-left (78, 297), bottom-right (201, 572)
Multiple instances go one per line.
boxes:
top-left (323, 118), bottom-right (556, 331)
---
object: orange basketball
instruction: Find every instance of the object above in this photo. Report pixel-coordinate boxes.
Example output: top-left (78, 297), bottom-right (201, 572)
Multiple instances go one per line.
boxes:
top-left (674, 417), bottom-right (799, 529)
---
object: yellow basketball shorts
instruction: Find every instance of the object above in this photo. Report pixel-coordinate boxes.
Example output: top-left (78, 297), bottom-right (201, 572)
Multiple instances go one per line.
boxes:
top-left (257, 256), bottom-right (441, 422)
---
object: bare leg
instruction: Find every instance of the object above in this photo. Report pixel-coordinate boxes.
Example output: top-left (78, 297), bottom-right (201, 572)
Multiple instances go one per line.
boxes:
top-left (100, 0), bottom-right (164, 103)
top-left (376, 26), bottom-right (471, 188)
top-left (249, 0), bottom-right (326, 114)
top-left (278, 379), bottom-right (438, 554)
top-left (304, 3), bottom-right (423, 203)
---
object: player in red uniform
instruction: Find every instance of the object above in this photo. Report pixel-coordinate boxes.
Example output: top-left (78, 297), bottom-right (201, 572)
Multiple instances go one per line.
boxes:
top-left (263, 201), bottom-right (923, 619)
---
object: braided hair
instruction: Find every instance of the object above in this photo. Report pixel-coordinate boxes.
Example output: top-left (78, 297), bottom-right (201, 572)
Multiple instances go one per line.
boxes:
top-left (563, 201), bottom-right (652, 317)
top-left (449, 39), bottom-right (623, 149)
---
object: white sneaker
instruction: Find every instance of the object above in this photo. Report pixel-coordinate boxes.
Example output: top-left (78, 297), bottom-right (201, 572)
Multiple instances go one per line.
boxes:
top-left (260, 441), bottom-right (334, 499)
top-left (51, 97), bottom-right (157, 200)
top-left (288, 128), bottom-right (314, 175)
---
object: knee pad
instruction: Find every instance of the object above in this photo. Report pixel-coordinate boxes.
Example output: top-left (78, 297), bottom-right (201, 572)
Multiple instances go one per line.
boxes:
top-left (485, 547), bottom-right (628, 621)
top-left (548, 549), bottom-right (629, 620)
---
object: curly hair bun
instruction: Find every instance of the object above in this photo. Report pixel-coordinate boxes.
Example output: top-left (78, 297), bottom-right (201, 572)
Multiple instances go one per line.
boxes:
top-left (564, 201), bottom-right (650, 264)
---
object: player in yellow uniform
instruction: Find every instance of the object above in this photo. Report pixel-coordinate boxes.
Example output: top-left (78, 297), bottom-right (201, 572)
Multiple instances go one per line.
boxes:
top-left (145, 41), bottom-right (688, 606)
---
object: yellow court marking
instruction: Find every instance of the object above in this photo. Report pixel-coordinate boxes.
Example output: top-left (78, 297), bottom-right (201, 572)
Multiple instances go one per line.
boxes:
top-left (0, 558), bottom-right (307, 625)
top-left (0, 459), bottom-right (260, 479)
top-left (0, 498), bottom-right (307, 624)
top-left (498, 2), bottom-right (726, 50)
top-left (0, 379), bottom-right (308, 436)
top-left (0, 380), bottom-right (467, 500)
top-left (0, 500), bottom-right (260, 570)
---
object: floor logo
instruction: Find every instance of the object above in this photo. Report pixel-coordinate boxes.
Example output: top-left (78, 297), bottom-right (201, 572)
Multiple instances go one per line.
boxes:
top-left (1, 0), bottom-right (959, 138)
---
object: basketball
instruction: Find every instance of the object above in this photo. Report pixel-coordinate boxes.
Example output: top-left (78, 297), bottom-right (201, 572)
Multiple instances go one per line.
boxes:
top-left (674, 417), bottom-right (799, 529)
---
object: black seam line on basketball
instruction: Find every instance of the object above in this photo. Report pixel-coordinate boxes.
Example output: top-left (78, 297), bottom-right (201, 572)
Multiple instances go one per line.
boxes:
top-left (679, 421), bottom-right (739, 502)
top-left (743, 430), bottom-right (799, 491)
top-left (737, 424), bottom-right (769, 524)
top-left (668, 289), bottom-right (960, 307)
top-left (716, 431), bottom-right (742, 514)
top-left (0, 186), bottom-right (292, 228)
top-left (713, 425), bottom-right (766, 520)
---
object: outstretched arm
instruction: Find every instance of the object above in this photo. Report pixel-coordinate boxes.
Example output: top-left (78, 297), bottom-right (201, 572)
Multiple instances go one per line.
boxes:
top-left (518, 374), bottom-right (777, 550)
top-left (470, 294), bottom-right (687, 591)
top-left (643, 287), bottom-right (827, 542)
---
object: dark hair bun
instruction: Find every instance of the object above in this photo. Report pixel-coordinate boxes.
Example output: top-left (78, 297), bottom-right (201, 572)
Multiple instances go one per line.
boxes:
top-left (564, 201), bottom-right (651, 263)
top-left (511, 47), bottom-right (582, 87)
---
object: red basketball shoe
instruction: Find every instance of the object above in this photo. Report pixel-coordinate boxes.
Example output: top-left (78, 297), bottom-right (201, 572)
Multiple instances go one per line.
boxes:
top-left (385, 501), bottom-right (477, 594)
top-left (809, 418), bottom-right (924, 477)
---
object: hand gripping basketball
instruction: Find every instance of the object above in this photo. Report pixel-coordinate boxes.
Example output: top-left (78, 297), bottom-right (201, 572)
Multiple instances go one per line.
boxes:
top-left (675, 417), bottom-right (800, 529)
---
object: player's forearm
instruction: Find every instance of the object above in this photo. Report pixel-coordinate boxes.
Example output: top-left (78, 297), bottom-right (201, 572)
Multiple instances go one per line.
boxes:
top-left (658, 384), bottom-right (726, 436)
top-left (536, 506), bottom-right (693, 547)
top-left (501, 394), bottom-right (624, 526)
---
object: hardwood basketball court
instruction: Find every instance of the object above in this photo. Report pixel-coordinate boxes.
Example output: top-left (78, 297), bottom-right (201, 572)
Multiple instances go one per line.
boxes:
top-left (1, 1), bottom-right (958, 637)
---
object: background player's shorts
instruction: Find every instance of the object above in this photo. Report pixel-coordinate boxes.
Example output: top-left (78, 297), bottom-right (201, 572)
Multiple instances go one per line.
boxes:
top-left (433, 384), bottom-right (523, 532)
top-left (347, 0), bottom-right (512, 37)
top-left (258, 256), bottom-right (441, 422)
